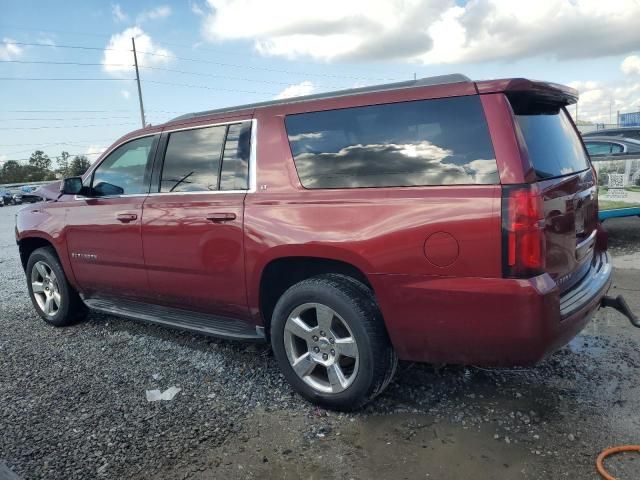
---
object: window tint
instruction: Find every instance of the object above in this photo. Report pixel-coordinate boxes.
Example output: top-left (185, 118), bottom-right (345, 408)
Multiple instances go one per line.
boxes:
top-left (219, 122), bottom-right (251, 190)
top-left (160, 126), bottom-right (225, 192)
top-left (285, 96), bottom-right (498, 189)
top-left (92, 136), bottom-right (154, 196)
top-left (512, 103), bottom-right (590, 179)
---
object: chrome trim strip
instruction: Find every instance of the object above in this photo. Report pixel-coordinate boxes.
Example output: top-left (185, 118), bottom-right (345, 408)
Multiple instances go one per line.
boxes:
top-left (73, 118), bottom-right (257, 200)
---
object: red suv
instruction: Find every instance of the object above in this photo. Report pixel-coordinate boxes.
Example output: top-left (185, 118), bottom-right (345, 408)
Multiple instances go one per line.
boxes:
top-left (16, 75), bottom-right (616, 410)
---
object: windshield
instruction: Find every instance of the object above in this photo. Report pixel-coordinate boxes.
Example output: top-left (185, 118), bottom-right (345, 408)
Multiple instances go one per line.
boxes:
top-left (513, 103), bottom-right (590, 180)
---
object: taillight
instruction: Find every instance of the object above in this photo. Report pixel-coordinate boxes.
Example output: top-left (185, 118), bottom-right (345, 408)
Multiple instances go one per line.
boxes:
top-left (502, 185), bottom-right (546, 277)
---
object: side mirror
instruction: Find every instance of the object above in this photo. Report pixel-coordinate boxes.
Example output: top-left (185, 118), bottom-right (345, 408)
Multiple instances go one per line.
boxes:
top-left (60, 177), bottom-right (84, 195)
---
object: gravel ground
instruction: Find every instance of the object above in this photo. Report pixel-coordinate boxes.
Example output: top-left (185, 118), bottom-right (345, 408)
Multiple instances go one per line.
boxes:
top-left (1, 204), bottom-right (640, 479)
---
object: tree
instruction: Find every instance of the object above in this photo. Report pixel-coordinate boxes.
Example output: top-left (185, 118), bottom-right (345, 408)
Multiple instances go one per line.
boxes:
top-left (56, 151), bottom-right (71, 178)
top-left (69, 155), bottom-right (91, 176)
top-left (0, 160), bottom-right (24, 183)
top-left (29, 150), bottom-right (52, 172)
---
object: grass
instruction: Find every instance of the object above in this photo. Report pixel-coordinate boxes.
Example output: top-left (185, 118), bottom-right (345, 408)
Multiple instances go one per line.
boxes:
top-left (599, 200), bottom-right (640, 210)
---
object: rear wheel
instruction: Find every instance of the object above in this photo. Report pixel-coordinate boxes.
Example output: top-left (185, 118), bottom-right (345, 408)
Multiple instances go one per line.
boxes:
top-left (26, 247), bottom-right (86, 326)
top-left (271, 274), bottom-right (397, 411)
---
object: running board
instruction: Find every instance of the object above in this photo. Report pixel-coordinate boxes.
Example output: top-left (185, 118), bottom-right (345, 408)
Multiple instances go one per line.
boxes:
top-left (82, 295), bottom-right (265, 341)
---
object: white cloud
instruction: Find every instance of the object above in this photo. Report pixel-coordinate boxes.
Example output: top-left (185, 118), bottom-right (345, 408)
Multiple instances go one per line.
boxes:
top-left (102, 27), bottom-right (173, 76)
top-left (0, 38), bottom-right (24, 60)
top-left (621, 55), bottom-right (640, 76)
top-left (200, 0), bottom-right (640, 63)
top-left (111, 3), bottom-right (128, 22)
top-left (137, 5), bottom-right (172, 23)
top-left (121, 89), bottom-right (131, 100)
top-left (85, 145), bottom-right (107, 160)
top-left (275, 81), bottom-right (315, 99)
top-left (568, 80), bottom-right (640, 123)
top-left (190, 2), bottom-right (205, 16)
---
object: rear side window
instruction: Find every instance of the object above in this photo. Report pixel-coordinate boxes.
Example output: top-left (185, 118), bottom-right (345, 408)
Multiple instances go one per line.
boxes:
top-left (511, 101), bottom-right (590, 179)
top-left (285, 96), bottom-right (498, 189)
top-left (161, 126), bottom-right (226, 192)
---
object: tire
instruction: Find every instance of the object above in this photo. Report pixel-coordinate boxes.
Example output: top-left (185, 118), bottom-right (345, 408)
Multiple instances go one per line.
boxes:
top-left (270, 274), bottom-right (397, 411)
top-left (26, 246), bottom-right (87, 327)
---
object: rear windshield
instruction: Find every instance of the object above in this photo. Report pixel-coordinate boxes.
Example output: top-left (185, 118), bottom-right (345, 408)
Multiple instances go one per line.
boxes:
top-left (512, 101), bottom-right (590, 180)
top-left (285, 96), bottom-right (498, 189)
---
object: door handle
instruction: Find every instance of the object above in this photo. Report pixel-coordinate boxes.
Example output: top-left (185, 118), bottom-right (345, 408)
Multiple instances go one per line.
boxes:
top-left (206, 212), bottom-right (236, 222)
top-left (116, 212), bottom-right (138, 223)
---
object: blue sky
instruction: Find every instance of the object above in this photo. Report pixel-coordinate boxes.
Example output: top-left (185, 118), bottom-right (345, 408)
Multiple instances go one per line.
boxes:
top-left (2, 0), bottom-right (640, 168)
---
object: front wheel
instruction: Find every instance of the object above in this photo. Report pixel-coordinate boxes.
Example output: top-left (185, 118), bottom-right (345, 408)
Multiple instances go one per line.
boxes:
top-left (271, 274), bottom-right (397, 411)
top-left (26, 247), bottom-right (86, 326)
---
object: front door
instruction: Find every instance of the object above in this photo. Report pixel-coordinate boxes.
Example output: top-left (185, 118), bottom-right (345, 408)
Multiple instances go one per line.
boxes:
top-left (142, 121), bottom-right (252, 319)
top-left (65, 135), bottom-right (158, 298)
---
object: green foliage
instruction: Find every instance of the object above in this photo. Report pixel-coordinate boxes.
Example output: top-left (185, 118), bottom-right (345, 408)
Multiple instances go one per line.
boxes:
top-left (69, 155), bottom-right (91, 177)
top-left (0, 150), bottom-right (91, 184)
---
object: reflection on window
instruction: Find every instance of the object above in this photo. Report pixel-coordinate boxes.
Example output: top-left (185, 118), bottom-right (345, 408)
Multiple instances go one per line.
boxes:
top-left (92, 136), bottom-right (154, 195)
top-left (160, 126), bottom-right (225, 192)
top-left (219, 122), bottom-right (251, 190)
top-left (285, 96), bottom-right (498, 189)
top-left (514, 108), bottom-right (589, 179)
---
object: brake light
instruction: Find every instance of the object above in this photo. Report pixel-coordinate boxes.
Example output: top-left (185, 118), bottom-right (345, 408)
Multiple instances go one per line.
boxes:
top-left (502, 185), bottom-right (546, 277)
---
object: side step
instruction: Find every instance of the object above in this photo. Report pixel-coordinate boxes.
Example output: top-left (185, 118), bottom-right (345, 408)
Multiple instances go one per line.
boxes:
top-left (82, 295), bottom-right (265, 341)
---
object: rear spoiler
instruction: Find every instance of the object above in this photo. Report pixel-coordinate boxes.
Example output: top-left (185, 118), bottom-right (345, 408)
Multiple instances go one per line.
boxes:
top-left (475, 78), bottom-right (578, 106)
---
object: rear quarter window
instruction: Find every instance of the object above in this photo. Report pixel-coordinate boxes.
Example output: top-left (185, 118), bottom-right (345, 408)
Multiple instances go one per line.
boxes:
top-left (285, 96), bottom-right (498, 189)
top-left (511, 101), bottom-right (590, 179)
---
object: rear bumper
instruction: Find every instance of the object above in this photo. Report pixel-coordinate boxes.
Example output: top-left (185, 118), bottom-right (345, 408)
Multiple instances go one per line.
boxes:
top-left (371, 251), bottom-right (612, 366)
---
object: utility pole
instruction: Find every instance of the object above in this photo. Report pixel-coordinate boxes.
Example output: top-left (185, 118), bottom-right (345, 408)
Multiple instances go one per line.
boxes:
top-left (132, 37), bottom-right (146, 128)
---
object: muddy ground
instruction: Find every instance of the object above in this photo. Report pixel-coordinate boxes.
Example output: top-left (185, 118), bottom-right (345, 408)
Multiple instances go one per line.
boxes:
top-left (1, 205), bottom-right (639, 479)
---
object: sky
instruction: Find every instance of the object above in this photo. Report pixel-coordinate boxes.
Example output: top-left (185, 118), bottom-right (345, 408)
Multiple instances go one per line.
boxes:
top-left (1, 0), bottom-right (640, 169)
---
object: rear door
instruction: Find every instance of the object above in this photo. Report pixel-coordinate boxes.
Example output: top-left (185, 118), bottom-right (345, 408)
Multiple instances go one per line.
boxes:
top-left (141, 120), bottom-right (252, 319)
top-left (510, 97), bottom-right (597, 292)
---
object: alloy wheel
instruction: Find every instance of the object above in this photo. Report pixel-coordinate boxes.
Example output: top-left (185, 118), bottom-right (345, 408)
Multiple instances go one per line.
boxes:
top-left (31, 261), bottom-right (61, 317)
top-left (283, 302), bottom-right (359, 394)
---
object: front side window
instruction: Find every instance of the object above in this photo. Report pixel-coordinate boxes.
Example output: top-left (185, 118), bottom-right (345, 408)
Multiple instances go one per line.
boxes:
top-left (92, 136), bottom-right (155, 196)
top-left (160, 126), bottom-right (226, 192)
top-left (285, 96), bottom-right (498, 189)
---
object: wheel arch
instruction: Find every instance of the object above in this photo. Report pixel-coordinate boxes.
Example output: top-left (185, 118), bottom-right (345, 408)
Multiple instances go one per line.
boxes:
top-left (17, 234), bottom-right (80, 291)
top-left (256, 253), bottom-right (374, 339)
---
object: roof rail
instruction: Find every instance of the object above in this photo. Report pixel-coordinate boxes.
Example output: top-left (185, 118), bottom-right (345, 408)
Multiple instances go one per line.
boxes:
top-left (170, 73), bottom-right (471, 122)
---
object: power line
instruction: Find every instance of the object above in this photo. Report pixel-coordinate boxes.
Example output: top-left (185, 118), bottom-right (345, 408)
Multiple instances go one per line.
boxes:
top-left (2, 151), bottom-right (103, 163)
top-left (1, 109), bottom-right (181, 113)
top-left (0, 60), bottom-right (133, 68)
top-left (0, 116), bottom-right (133, 121)
top-left (1, 40), bottom-right (398, 81)
top-left (137, 50), bottom-right (397, 81)
top-left (143, 79), bottom-right (278, 95)
top-left (139, 65), bottom-right (352, 89)
top-left (0, 123), bottom-right (137, 131)
top-left (0, 59), bottom-right (356, 89)
top-left (2, 41), bottom-right (124, 52)
top-left (0, 77), bottom-right (135, 81)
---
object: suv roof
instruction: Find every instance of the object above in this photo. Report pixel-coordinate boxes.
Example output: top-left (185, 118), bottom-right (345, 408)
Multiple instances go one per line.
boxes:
top-left (170, 75), bottom-right (579, 123)
top-left (171, 73), bottom-right (471, 121)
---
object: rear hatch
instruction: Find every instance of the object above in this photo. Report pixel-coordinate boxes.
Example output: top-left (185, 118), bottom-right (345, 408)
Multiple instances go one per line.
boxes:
top-left (509, 94), bottom-right (597, 293)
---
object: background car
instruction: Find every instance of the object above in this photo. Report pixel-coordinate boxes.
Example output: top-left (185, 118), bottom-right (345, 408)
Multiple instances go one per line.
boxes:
top-left (19, 186), bottom-right (42, 203)
top-left (583, 136), bottom-right (640, 156)
top-left (583, 127), bottom-right (640, 141)
top-left (0, 189), bottom-right (14, 206)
